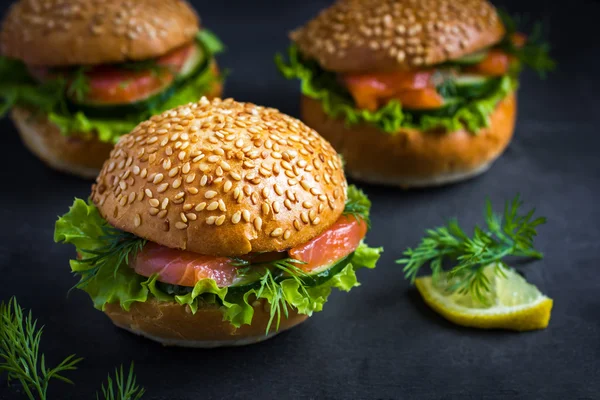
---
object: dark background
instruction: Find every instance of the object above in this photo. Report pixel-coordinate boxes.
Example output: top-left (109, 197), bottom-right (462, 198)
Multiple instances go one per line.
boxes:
top-left (1, 0), bottom-right (599, 399)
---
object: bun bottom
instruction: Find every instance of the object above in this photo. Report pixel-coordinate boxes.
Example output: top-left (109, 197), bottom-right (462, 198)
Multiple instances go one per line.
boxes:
top-left (11, 76), bottom-right (223, 179)
top-left (104, 298), bottom-right (309, 348)
top-left (301, 93), bottom-right (516, 188)
top-left (12, 107), bottom-right (114, 179)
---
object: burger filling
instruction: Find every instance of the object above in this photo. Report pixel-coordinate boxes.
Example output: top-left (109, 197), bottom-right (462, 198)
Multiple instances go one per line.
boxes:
top-left (54, 185), bottom-right (382, 331)
top-left (0, 30), bottom-right (224, 143)
top-left (276, 14), bottom-right (553, 134)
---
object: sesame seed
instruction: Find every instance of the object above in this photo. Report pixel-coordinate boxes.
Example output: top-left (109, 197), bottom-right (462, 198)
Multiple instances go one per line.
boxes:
top-left (254, 217), bottom-right (263, 231)
top-left (175, 222), bottom-right (188, 230)
top-left (134, 214), bottom-right (141, 227)
top-left (186, 213), bottom-right (197, 221)
top-left (262, 203), bottom-right (270, 215)
top-left (231, 211), bottom-right (242, 224)
top-left (242, 210), bottom-right (251, 222)
top-left (196, 202), bottom-right (207, 211)
top-left (205, 191), bottom-right (217, 199)
top-left (215, 215), bottom-right (226, 226)
top-left (153, 173), bottom-right (164, 184)
top-left (149, 199), bottom-right (159, 207)
top-left (302, 201), bottom-right (314, 209)
top-left (207, 201), bottom-right (219, 211)
top-left (270, 228), bottom-right (283, 237)
top-left (157, 183), bottom-right (169, 193)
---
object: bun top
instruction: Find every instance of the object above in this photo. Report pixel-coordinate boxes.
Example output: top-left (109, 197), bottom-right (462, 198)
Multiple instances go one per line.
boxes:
top-left (92, 97), bottom-right (347, 257)
top-left (290, 0), bottom-right (505, 73)
top-left (1, 0), bottom-right (199, 66)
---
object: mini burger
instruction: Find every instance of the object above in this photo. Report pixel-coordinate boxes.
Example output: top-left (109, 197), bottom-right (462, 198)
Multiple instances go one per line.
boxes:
top-left (55, 97), bottom-right (382, 347)
top-left (0, 0), bottom-right (223, 178)
top-left (277, 0), bottom-right (554, 188)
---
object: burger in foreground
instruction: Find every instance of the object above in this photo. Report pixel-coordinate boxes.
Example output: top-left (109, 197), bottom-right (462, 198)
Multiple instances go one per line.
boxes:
top-left (276, 0), bottom-right (553, 187)
top-left (0, 0), bottom-right (223, 178)
top-left (55, 97), bottom-right (382, 347)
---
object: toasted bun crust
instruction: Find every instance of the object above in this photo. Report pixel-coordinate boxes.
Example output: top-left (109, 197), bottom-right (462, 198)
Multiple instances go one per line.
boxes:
top-left (291, 0), bottom-right (505, 73)
top-left (92, 97), bottom-right (347, 256)
top-left (10, 78), bottom-right (222, 179)
top-left (11, 107), bottom-right (113, 179)
top-left (104, 298), bottom-right (308, 348)
top-left (1, 0), bottom-right (199, 66)
top-left (300, 93), bottom-right (516, 188)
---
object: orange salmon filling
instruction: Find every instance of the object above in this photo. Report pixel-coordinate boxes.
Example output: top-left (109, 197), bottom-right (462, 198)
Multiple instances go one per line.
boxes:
top-left (131, 215), bottom-right (367, 287)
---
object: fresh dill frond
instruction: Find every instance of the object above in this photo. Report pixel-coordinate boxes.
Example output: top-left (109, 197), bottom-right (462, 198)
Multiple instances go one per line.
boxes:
top-left (343, 185), bottom-right (372, 228)
top-left (497, 10), bottom-right (556, 77)
top-left (67, 67), bottom-right (90, 102)
top-left (75, 226), bottom-right (146, 290)
top-left (97, 363), bottom-right (145, 400)
top-left (0, 297), bottom-right (83, 400)
top-left (232, 257), bottom-right (309, 333)
top-left (397, 195), bottom-right (546, 304)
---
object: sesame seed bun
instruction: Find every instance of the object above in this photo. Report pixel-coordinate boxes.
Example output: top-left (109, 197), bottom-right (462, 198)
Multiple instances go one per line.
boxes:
top-left (91, 97), bottom-right (347, 256)
top-left (300, 93), bottom-right (516, 188)
top-left (290, 0), bottom-right (505, 73)
top-left (1, 0), bottom-right (199, 66)
top-left (10, 77), bottom-right (222, 179)
top-left (104, 298), bottom-right (308, 348)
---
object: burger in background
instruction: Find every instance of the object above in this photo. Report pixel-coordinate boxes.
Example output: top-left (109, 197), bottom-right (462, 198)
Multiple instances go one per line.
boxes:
top-left (0, 0), bottom-right (224, 178)
top-left (55, 97), bottom-right (382, 347)
top-left (277, 0), bottom-right (554, 188)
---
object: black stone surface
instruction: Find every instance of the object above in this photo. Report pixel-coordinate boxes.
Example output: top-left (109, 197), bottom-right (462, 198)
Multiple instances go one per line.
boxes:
top-left (1, 0), bottom-right (599, 399)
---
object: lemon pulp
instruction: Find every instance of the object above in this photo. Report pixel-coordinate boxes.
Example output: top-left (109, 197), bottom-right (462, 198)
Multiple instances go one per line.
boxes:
top-left (415, 264), bottom-right (552, 331)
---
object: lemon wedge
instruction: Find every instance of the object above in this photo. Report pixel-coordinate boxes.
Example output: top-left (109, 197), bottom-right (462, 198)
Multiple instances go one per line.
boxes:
top-left (415, 264), bottom-right (553, 331)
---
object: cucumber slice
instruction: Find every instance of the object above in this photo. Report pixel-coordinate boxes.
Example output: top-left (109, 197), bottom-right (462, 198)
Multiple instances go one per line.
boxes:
top-left (227, 253), bottom-right (354, 295)
top-left (451, 50), bottom-right (488, 65)
top-left (453, 75), bottom-right (500, 98)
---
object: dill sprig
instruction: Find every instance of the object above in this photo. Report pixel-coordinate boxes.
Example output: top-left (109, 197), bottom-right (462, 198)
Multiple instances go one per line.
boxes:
top-left (343, 185), bottom-right (371, 228)
top-left (397, 195), bottom-right (546, 304)
top-left (498, 10), bottom-right (556, 77)
top-left (0, 297), bottom-right (83, 400)
top-left (66, 67), bottom-right (90, 103)
top-left (97, 363), bottom-right (145, 400)
top-left (75, 226), bottom-right (146, 290)
top-left (233, 257), bottom-right (309, 333)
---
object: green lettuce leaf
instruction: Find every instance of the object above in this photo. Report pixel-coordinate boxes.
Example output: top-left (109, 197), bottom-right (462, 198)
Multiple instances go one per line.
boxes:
top-left (0, 32), bottom-right (224, 144)
top-left (275, 44), bottom-right (516, 134)
top-left (55, 199), bottom-right (382, 329)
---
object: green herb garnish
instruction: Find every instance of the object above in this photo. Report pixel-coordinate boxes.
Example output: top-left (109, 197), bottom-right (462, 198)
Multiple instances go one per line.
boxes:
top-left (0, 298), bottom-right (83, 400)
top-left (0, 297), bottom-right (145, 400)
top-left (397, 195), bottom-right (546, 304)
top-left (343, 184), bottom-right (371, 227)
top-left (232, 257), bottom-right (309, 333)
top-left (97, 363), bottom-right (145, 400)
top-left (66, 67), bottom-right (90, 103)
top-left (497, 11), bottom-right (555, 77)
top-left (75, 226), bottom-right (146, 291)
